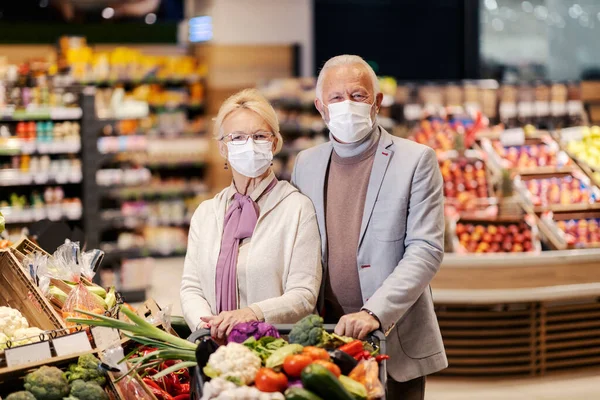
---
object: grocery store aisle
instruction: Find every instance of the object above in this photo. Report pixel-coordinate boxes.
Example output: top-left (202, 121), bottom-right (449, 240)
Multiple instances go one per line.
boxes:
top-left (151, 258), bottom-right (600, 400)
top-left (426, 369), bottom-right (600, 400)
top-left (149, 257), bottom-right (185, 316)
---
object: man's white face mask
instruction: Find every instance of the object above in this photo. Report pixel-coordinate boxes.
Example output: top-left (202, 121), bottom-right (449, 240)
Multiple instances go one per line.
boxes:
top-left (325, 100), bottom-right (375, 143)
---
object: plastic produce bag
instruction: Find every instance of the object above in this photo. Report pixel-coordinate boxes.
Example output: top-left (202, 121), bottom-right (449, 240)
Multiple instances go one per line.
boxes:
top-left (81, 248), bottom-right (104, 281)
top-left (22, 252), bottom-right (50, 295)
top-left (349, 359), bottom-right (385, 400)
top-left (52, 241), bottom-right (83, 282)
top-left (62, 282), bottom-right (106, 329)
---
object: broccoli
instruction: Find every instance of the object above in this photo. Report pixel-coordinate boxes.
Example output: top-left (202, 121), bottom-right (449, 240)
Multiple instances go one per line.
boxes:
top-left (289, 314), bottom-right (324, 346)
top-left (5, 391), bottom-right (36, 400)
top-left (64, 354), bottom-right (106, 386)
top-left (23, 366), bottom-right (70, 400)
top-left (69, 379), bottom-right (108, 400)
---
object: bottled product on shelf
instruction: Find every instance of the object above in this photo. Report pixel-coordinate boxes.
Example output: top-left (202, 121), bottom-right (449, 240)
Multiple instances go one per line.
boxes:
top-left (0, 187), bottom-right (82, 224)
top-left (0, 121), bottom-right (81, 155)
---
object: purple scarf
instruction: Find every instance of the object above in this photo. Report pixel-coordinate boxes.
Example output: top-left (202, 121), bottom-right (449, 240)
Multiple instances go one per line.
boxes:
top-left (215, 179), bottom-right (277, 313)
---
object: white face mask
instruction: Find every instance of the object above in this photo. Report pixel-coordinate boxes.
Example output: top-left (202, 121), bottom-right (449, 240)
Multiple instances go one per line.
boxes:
top-left (325, 100), bottom-right (375, 143)
top-left (226, 140), bottom-right (273, 178)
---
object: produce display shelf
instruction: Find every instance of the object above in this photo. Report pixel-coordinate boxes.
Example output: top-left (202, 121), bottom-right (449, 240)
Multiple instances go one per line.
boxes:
top-left (0, 107), bottom-right (83, 121)
top-left (0, 177), bottom-right (82, 187)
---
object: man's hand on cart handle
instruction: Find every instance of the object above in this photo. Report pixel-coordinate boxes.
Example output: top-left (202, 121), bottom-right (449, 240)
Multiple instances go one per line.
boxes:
top-left (335, 310), bottom-right (381, 340)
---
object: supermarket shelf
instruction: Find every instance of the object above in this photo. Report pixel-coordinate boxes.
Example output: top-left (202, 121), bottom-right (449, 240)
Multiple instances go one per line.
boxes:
top-left (0, 107), bottom-right (83, 121)
top-left (98, 183), bottom-right (208, 198)
top-left (0, 140), bottom-right (81, 156)
top-left (102, 247), bottom-right (187, 263)
top-left (98, 214), bottom-right (191, 232)
top-left (89, 77), bottom-right (202, 88)
top-left (1, 206), bottom-right (82, 224)
top-left (0, 174), bottom-right (82, 187)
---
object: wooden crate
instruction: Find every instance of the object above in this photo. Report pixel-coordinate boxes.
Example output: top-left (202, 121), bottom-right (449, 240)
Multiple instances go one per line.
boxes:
top-left (0, 249), bottom-right (67, 333)
top-left (480, 135), bottom-right (574, 176)
top-left (539, 210), bottom-right (600, 250)
top-left (0, 351), bottom-right (122, 399)
top-left (11, 237), bottom-right (49, 258)
top-left (448, 215), bottom-right (542, 254)
top-left (515, 170), bottom-right (600, 214)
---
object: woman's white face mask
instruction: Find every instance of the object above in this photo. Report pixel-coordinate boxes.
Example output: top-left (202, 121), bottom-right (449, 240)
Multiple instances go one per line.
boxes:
top-left (325, 100), bottom-right (375, 143)
top-left (226, 140), bottom-right (273, 178)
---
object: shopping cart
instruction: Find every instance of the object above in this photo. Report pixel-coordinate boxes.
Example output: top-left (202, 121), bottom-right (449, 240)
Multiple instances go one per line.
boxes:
top-left (188, 324), bottom-right (387, 400)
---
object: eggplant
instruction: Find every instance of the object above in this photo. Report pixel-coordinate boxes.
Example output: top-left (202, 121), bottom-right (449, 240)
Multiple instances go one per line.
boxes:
top-left (328, 349), bottom-right (358, 375)
top-left (195, 336), bottom-right (219, 367)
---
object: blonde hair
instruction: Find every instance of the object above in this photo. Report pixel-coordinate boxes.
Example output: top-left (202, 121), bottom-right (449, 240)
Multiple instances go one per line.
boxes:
top-left (213, 88), bottom-right (283, 154)
top-left (316, 55), bottom-right (380, 101)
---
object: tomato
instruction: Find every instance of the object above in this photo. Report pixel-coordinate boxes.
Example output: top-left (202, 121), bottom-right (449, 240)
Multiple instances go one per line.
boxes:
top-left (311, 360), bottom-right (341, 377)
top-left (283, 354), bottom-right (313, 378)
top-left (302, 346), bottom-right (330, 361)
top-left (255, 368), bottom-right (289, 393)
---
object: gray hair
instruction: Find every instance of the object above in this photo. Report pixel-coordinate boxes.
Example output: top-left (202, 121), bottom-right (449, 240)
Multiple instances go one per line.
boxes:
top-left (315, 55), bottom-right (380, 101)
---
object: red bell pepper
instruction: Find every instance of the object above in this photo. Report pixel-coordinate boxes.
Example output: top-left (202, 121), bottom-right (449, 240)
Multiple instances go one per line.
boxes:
top-left (339, 340), bottom-right (364, 357)
top-left (375, 354), bottom-right (390, 363)
top-left (143, 377), bottom-right (174, 400)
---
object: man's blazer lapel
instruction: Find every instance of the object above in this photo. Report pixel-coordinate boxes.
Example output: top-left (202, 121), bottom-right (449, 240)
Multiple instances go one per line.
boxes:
top-left (358, 128), bottom-right (395, 247)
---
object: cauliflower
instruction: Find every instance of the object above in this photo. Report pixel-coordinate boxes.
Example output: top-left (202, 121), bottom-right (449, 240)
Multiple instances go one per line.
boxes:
top-left (23, 365), bottom-right (70, 400)
top-left (0, 306), bottom-right (29, 337)
top-left (201, 378), bottom-right (284, 400)
top-left (204, 343), bottom-right (261, 386)
top-left (12, 327), bottom-right (45, 347)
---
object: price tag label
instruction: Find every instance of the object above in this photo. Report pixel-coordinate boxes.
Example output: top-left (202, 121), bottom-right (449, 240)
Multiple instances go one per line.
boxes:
top-left (53, 331), bottom-right (93, 357)
top-left (518, 102), bottom-right (535, 118)
top-left (551, 101), bottom-right (567, 116)
top-left (567, 100), bottom-right (583, 115)
top-left (403, 104), bottom-right (422, 120)
top-left (91, 327), bottom-right (121, 350)
top-left (535, 101), bottom-right (550, 117)
top-left (500, 128), bottom-right (526, 147)
top-left (560, 126), bottom-right (585, 143)
top-left (499, 102), bottom-right (517, 119)
top-left (5, 341), bottom-right (52, 368)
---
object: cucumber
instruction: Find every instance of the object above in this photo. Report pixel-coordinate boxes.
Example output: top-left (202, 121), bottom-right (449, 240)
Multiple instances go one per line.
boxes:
top-left (339, 375), bottom-right (367, 400)
top-left (301, 364), bottom-right (354, 400)
top-left (285, 388), bottom-right (324, 400)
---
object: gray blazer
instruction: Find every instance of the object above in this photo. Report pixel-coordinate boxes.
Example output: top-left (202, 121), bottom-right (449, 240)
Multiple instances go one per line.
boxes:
top-left (291, 126), bottom-right (448, 381)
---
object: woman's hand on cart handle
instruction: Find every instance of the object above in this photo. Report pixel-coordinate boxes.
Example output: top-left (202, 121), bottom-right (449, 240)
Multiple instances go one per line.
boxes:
top-left (334, 310), bottom-right (381, 340)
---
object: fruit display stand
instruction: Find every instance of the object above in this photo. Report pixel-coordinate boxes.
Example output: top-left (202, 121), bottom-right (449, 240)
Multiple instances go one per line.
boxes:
top-left (555, 125), bottom-right (600, 188)
top-left (432, 249), bottom-right (600, 376)
top-left (448, 215), bottom-right (541, 254)
top-left (538, 210), bottom-right (600, 250)
top-left (514, 170), bottom-right (600, 214)
top-left (480, 133), bottom-right (574, 176)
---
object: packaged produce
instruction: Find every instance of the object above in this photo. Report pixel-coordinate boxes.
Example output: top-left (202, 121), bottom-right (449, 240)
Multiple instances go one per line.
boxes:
top-left (348, 360), bottom-right (384, 400)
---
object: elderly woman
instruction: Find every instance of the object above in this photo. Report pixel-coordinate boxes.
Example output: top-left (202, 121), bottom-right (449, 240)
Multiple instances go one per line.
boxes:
top-left (180, 88), bottom-right (322, 340)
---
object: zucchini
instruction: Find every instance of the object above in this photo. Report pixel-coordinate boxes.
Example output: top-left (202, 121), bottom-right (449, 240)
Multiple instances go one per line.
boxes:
top-left (301, 364), bottom-right (354, 400)
top-left (329, 349), bottom-right (358, 375)
top-left (285, 388), bottom-right (324, 400)
top-left (339, 375), bottom-right (367, 400)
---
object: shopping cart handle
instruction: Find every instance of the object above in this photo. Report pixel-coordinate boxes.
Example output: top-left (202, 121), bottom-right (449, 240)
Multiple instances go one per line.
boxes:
top-left (188, 328), bottom-right (212, 343)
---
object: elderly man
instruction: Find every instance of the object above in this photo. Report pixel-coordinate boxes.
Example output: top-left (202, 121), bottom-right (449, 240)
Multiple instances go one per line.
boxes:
top-left (292, 55), bottom-right (447, 399)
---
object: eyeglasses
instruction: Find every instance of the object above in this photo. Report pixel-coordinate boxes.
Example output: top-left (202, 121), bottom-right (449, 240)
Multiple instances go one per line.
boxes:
top-left (221, 131), bottom-right (275, 145)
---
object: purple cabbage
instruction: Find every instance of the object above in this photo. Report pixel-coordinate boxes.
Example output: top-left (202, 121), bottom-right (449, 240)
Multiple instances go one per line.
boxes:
top-left (227, 321), bottom-right (280, 344)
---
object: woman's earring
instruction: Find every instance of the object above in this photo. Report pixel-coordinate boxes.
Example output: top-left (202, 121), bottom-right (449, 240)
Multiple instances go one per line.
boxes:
top-left (224, 161), bottom-right (228, 170)
top-left (270, 161), bottom-right (273, 166)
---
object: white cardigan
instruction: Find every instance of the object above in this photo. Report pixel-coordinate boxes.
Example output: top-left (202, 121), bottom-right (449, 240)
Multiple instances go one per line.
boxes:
top-left (180, 180), bottom-right (322, 329)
